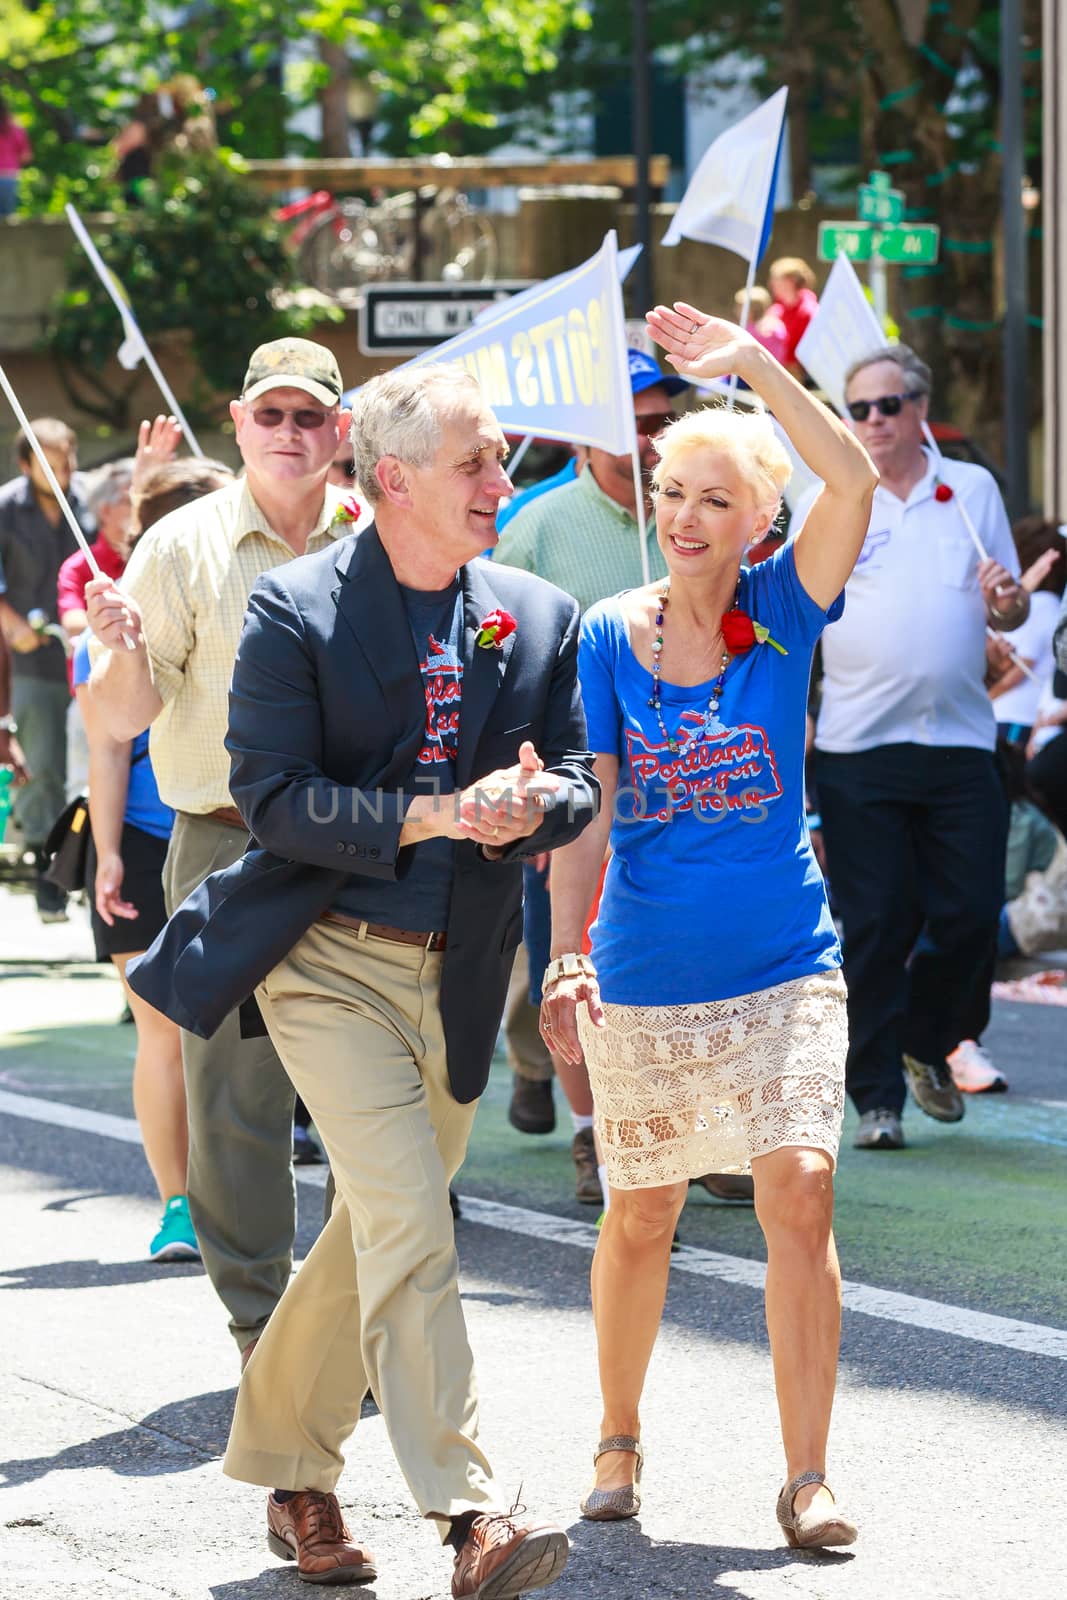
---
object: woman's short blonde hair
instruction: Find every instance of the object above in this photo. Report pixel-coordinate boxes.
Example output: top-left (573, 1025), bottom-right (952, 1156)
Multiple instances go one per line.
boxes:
top-left (651, 406), bottom-right (792, 512)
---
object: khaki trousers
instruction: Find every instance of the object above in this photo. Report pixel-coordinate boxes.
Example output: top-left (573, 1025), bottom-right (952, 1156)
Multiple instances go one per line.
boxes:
top-left (163, 813), bottom-right (295, 1348)
top-left (224, 920), bottom-right (496, 1532)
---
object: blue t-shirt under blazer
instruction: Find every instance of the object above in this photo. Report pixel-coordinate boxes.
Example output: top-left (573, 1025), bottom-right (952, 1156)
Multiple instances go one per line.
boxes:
top-left (579, 542), bottom-right (844, 1007)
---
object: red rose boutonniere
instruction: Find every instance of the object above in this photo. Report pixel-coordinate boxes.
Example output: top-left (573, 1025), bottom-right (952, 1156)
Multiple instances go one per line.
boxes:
top-left (331, 493), bottom-right (363, 528)
top-left (476, 608), bottom-right (518, 649)
top-left (934, 481), bottom-right (954, 503)
top-left (721, 605), bottom-right (787, 656)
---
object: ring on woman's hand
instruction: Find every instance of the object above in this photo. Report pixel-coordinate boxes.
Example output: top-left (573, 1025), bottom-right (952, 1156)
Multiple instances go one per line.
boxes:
top-left (690, 321), bottom-right (700, 334)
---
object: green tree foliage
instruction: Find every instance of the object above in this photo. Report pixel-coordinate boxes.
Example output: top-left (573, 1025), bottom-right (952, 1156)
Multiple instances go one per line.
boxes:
top-left (46, 150), bottom-right (341, 428)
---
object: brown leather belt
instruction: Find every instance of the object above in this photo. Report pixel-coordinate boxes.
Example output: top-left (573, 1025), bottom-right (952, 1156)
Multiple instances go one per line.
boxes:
top-left (321, 910), bottom-right (447, 951)
top-left (200, 805), bottom-right (248, 830)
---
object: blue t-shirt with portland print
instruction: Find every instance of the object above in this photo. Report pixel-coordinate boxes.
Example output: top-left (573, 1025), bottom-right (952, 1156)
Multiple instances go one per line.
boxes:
top-left (579, 542), bottom-right (843, 1006)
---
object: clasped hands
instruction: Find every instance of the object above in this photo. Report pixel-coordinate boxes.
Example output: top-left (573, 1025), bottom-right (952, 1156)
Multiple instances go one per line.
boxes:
top-left (403, 739), bottom-right (559, 852)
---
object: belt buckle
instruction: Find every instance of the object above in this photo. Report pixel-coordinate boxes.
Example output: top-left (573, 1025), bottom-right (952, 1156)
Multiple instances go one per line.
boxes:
top-left (425, 930), bottom-right (441, 951)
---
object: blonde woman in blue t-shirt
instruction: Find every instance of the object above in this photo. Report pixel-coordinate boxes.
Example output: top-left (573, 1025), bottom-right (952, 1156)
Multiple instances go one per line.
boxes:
top-left (541, 303), bottom-right (877, 1550)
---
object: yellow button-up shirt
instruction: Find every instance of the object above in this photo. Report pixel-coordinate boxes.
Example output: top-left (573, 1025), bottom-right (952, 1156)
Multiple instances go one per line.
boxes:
top-left (106, 477), bottom-right (350, 814)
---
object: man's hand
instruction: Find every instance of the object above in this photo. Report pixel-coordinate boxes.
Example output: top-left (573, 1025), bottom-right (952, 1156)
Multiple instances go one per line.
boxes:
top-left (458, 740), bottom-right (560, 849)
top-left (85, 575), bottom-right (147, 655)
top-left (132, 415), bottom-right (183, 495)
top-left (978, 558), bottom-right (1026, 625)
top-left (94, 851), bottom-right (139, 927)
top-left (0, 730), bottom-right (30, 785)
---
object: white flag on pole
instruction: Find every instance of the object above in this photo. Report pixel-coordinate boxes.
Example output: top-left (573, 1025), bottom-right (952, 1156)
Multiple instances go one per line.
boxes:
top-left (662, 87), bottom-right (788, 259)
top-left (794, 254), bottom-right (884, 411)
top-left (65, 204), bottom-right (204, 456)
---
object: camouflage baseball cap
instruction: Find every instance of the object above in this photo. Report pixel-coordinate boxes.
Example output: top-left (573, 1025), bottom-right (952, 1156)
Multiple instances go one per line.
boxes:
top-left (241, 338), bottom-right (343, 407)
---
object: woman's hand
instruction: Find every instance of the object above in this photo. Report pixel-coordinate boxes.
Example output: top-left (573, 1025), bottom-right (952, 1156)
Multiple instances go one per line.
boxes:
top-left (539, 971), bottom-right (605, 1065)
top-left (94, 851), bottom-right (140, 927)
top-left (645, 301), bottom-right (761, 383)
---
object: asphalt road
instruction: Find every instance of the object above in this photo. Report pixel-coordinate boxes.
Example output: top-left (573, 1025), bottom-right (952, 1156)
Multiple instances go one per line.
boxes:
top-left (1, 886), bottom-right (1065, 1600)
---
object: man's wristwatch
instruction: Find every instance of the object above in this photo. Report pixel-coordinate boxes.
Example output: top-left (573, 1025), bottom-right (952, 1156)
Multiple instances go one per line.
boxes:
top-left (0, 714), bottom-right (17, 734)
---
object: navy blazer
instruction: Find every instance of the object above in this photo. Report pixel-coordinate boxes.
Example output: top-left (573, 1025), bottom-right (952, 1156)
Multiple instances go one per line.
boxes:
top-left (128, 525), bottom-right (599, 1102)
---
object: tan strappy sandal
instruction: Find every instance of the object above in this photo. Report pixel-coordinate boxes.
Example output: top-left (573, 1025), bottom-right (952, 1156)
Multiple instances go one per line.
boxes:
top-left (579, 1435), bottom-right (644, 1521)
top-left (776, 1470), bottom-right (857, 1549)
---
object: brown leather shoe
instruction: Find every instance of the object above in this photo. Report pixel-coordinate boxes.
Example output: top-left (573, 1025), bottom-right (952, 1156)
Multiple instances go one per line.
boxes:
top-left (266, 1491), bottom-right (377, 1585)
top-left (451, 1511), bottom-right (568, 1599)
top-left (571, 1127), bottom-right (601, 1204)
top-left (691, 1172), bottom-right (755, 1203)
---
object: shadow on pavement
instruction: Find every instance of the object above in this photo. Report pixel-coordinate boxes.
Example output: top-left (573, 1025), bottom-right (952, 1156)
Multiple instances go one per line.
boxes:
top-left (560, 1519), bottom-right (854, 1594)
top-left (0, 1389), bottom-right (235, 1487)
top-left (0, 1257), bottom-right (203, 1291)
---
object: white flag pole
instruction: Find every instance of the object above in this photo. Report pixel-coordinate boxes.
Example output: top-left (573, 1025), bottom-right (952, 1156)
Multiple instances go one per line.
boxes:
top-left (727, 114), bottom-right (784, 411)
top-left (604, 229), bottom-right (651, 587)
top-left (922, 420), bottom-right (991, 562)
top-left (986, 626), bottom-right (1039, 683)
top-left (64, 205), bottom-right (204, 459)
top-left (0, 363), bottom-right (135, 648)
top-left (506, 434), bottom-right (536, 478)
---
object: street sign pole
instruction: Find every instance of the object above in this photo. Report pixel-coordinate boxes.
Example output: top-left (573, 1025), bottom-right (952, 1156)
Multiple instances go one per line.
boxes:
top-left (818, 173), bottom-right (939, 337)
top-left (870, 254), bottom-right (888, 329)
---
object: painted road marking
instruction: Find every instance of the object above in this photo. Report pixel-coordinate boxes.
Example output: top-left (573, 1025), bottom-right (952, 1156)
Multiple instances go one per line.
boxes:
top-left (2, 1087), bottom-right (1065, 1363)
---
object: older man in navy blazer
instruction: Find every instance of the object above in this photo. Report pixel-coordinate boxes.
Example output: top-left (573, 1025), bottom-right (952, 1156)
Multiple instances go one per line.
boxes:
top-left (127, 365), bottom-right (596, 1596)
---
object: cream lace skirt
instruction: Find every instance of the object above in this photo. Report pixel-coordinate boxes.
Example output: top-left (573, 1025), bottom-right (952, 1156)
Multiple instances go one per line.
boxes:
top-left (579, 970), bottom-right (848, 1189)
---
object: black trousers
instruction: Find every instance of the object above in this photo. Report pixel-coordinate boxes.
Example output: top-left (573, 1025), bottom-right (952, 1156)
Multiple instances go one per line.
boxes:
top-left (815, 743), bottom-right (1007, 1116)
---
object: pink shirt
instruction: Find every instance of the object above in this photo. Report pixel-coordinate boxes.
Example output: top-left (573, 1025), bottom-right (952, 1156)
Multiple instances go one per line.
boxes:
top-left (0, 121), bottom-right (31, 176)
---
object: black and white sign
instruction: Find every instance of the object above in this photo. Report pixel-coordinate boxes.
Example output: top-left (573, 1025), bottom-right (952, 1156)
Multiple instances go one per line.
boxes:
top-left (358, 282), bottom-right (534, 355)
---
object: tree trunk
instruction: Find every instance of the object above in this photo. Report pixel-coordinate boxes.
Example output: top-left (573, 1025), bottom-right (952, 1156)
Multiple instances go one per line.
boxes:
top-left (781, 0), bottom-right (813, 197)
top-left (319, 39), bottom-right (350, 158)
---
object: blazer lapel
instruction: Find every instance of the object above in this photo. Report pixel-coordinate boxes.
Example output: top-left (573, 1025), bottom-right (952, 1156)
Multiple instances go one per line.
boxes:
top-left (332, 523), bottom-right (425, 742)
top-left (457, 558), bottom-right (514, 784)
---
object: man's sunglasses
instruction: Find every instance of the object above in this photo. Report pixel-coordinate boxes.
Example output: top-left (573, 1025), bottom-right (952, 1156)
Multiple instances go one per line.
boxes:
top-left (250, 406), bottom-right (333, 430)
top-left (634, 411), bottom-right (674, 437)
top-left (846, 392), bottom-right (922, 423)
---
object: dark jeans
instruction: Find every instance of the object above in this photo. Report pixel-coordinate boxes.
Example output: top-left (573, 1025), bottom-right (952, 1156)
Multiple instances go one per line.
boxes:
top-left (815, 743), bottom-right (1007, 1116)
top-left (1026, 730), bottom-right (1067, 838)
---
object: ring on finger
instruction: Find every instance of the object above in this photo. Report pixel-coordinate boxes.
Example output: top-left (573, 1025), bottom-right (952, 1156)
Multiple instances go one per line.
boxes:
top-left (690, 320), bottom-right (700, 334)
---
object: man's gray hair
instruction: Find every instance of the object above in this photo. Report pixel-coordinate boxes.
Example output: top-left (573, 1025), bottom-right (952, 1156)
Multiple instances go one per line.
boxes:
top-left (349, 364), bottom-right (483, 504)
top-left (845, 343), bottom-right (932, 399)
top-left (84, 459), bottom-right (133, 517)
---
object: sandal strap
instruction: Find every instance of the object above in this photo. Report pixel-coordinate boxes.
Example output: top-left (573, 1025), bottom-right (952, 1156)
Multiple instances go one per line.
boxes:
top-left (593, 1435), bottom-right (642, 1465)
top-left (777, 1470), bottom-right (830, 1528)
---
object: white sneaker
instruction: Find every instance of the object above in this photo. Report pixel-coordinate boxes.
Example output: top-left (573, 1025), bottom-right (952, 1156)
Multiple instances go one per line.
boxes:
top-left (947, 1040), bottom-right (1008, 1094)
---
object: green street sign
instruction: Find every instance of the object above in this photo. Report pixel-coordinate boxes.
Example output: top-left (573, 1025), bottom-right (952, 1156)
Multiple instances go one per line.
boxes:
top-left (859, 185), bottom-right (904, 224)
top-left (872, 224), bottom-right (940, 264)
top-left (817, 221), bottom-right (874, 262)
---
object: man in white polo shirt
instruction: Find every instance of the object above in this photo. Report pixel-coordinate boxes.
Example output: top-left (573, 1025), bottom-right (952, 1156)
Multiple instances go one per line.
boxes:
top-left (800, 343), bottom-right (1026, 1150)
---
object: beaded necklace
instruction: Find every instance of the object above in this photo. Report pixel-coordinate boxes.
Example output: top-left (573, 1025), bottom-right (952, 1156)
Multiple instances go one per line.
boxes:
top-left (648, 578), bottom-right (740, 754)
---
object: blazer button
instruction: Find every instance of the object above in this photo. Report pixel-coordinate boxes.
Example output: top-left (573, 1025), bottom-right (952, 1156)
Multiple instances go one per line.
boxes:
top-left (369, 847), bottom-right (380, 859)
top-left (335, 842), bottom-right (346, 853)
top-left (347, 843), bottom-right (358, 855)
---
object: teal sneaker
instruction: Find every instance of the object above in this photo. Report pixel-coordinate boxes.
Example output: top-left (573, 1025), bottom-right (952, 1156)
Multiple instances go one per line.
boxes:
top-left (149, 1195), bottom-right (201, 1263)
